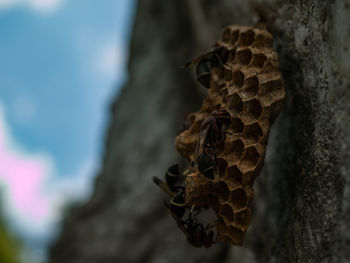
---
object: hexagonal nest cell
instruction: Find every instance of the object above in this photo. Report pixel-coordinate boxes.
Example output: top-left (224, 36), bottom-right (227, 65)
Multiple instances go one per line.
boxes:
top-left (154, 25), bottom-right (284, 248)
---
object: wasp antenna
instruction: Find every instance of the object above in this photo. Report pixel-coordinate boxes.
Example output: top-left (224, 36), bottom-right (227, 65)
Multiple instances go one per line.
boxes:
top-left (183, 51), bottom-right (213, 69)
top-left (181, 63), bottom-right (189, 69)
top-left (224, 130), bottom-right (233, 135)
top-left (152, 176), bottom-right (175, 197)
top-left (152, 176), bottom-right (162, 185)
top-left (182, 60), bottom-right (195, 69)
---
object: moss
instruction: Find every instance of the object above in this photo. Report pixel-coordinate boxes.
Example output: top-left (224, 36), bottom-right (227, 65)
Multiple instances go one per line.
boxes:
top-left (0, 220), bottom-right (19, 263)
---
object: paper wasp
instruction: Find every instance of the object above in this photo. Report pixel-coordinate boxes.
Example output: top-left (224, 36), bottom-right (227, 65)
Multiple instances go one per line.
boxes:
top-left (164, 201), bottom-right (218, 248)
top-left (193, 109), bottom-right (231, 180)
top-left (184, 46), bottom-right (229, 89)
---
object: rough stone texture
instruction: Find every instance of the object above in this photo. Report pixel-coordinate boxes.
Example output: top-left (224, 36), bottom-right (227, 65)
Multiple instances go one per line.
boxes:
top-left (49, 0), bottom-right (350, 262)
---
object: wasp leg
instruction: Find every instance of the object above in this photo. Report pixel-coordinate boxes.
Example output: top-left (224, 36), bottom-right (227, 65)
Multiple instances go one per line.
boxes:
top-left (223, 130), bottom-right (233, 135)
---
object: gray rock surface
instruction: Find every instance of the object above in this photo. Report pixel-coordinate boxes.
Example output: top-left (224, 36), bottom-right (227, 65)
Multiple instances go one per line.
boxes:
top-left (50, 0), bottom-right (350, 262)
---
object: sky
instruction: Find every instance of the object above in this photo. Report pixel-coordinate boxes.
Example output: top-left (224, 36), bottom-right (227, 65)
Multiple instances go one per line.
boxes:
top-left (0, 0), bottom-right (135, 261)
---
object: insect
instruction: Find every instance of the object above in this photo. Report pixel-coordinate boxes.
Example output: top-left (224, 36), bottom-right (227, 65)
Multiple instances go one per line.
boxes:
top-left (183, 215), bottom-right (217, 248)
top-left (189, 221), bottom-right (217, 248)
top-left (168, 190), bottom-right (187, 218)
top-left (195, 151), bottom-right (216, 180)
top-left (153, 164), bottom-right (187, 218)
top-left (153, 176), bottom-right (175, 197)
top-left (193, 109), bottom-right (231, 180)
top-left (195, 61), bottom-right (211, 88)
top-left (153, 164), bottom-right (184, 196)
top-left (199, 109), bottom-right (231, 148)
top-left (184, 46), bottom-right (229, 88)
top-left (165, 164), bottom-right (181, 191)
top-left (164, 201), bottom-right (217, 248)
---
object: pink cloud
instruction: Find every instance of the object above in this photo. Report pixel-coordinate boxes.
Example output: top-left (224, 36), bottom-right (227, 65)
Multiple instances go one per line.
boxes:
top-left (0, 108), bottom-right (50, 222)
top-left (0, 103), bottom-right (96, 241)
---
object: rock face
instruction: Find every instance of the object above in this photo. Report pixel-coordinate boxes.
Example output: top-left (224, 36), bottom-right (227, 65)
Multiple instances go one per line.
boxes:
top-left (50, 0), bottom-right (350, 263)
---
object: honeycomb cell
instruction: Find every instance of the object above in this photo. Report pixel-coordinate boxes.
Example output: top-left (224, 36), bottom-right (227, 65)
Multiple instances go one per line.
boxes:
top-left (227, 94), bottom-right (243, 115)
top-left (258, 77), bottom-right (284, 105)
top-left (227, 226), bottom-right (245, 243)
top-left (189, 119), bottom-right (202, 134)
top-left (236, 49), bottom-right (252, 65)
top-left (212, 81), bottom-right (225, 94)
top-left (209, 194), bottom-right (221, 212)
top-left (240, 76), bottom-right (259, 100)
top-left (232, 70), bottom-right (245, 87)
top-left (215, 140), bottom-right (226, 156)
top-left (267, 100), bottom-right (285, 124)
top-left (230, 188), bottom-right (248, 210)
top-left (222, 28), bottom-right (231, 42)
top-left (262, 61), bottom-right (276, 72)
top-left (235, 209), bottom-right (251, 228)
top-left (243, 99), bottom-right (262, 122)
top-left (217, 158), bottom-right (228, 178)
top-left (254, 32), bottom-right (273, 48)
top-left (220, 204), bottom-right (235, 224)
top-left (229, 117), bottom-right (244, 134)
top-left (175, 134), bottom-right (196, 158)
top-left (219, 88), bottom-right (229, 103)
top-left (230, 30), bottom-right (239, 45)
top-left (214, 80), bottom-right (227, 93)
top-left (216, 219), bottom-right (228, 240)
top-left (227, 48), bottom-right (237, 63)
top-left (239, 146), bottom-right (260, 170)
top-left (224, 68), bottom-right (232, 82)
top-left (251, 53), bottom-right (267, 68)
top-left (216, 66), bottom-right (225, 81)
top-left (225, 165), bottom-right (243, 188)
top-left (215, 182), bottom-right (230, 202)
top-left (185, 113), bottom-right (196, 128)
top-left (239, 29), bottom-right (255, 46)
top-left (224, 139), bottom-right (244, 163)
top-left (243, 123), bottom-right (263, 145)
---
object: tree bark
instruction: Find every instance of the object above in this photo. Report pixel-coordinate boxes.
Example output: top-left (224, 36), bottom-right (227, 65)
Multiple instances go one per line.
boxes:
top-left (50, 0), bottom-right (350, 262)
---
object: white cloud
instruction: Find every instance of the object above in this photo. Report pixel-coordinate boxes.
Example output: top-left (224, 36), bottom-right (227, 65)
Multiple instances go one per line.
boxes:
top-left (0, 0), bottom-right (18, 10)
top-left (94, 42), bottom-right (125, 80)
top-left (0, 0), bottom-right (64, 14)
top-left (27, 0), bottom-right (63, 14)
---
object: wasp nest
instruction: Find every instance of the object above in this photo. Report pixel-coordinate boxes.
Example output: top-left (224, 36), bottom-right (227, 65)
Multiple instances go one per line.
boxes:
top-left (154, 25), bottom-right (284, 247)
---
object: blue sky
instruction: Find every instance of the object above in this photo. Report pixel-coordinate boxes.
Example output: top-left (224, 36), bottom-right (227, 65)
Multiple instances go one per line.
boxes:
top-left (0, 0), bottom-right (135, 175)
top-left (0, 0), bottom-right (135, 261)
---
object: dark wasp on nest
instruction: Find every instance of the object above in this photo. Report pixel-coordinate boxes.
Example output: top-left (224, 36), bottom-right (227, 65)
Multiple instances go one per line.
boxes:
top-left (193, 109), bottom-right (232, 181)
top-left (164, 202), bottom-right (217, 248)
top-left (184, 45), bottom-right (229, 88)
top-left (184, 46), bottom-right (231, 181)
top-left (153, 164), bottom-right (187, 218)
top-left (153, 164), bottom-right (218, 247)
top-left (151, 43), bottom-right (231, 249)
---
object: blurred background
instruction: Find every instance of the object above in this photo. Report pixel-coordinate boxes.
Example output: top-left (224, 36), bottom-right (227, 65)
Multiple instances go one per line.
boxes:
top-left (0, 0), bottom-right (135, 262)
top-left (1, 0), bottom-right (349, 262)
